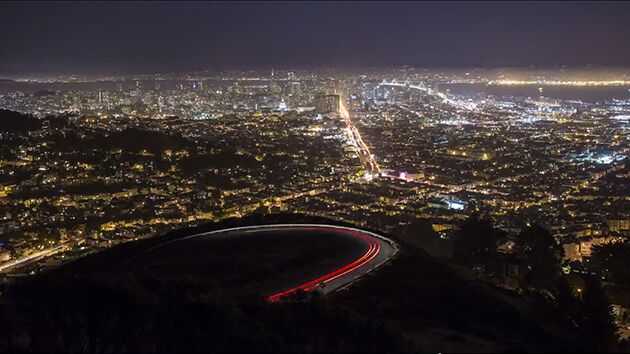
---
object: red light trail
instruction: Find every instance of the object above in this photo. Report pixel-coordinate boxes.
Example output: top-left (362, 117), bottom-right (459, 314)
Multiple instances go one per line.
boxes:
top-left (264, 226), bottom-right (381, 303)
top-left (116, 224), bottom-right (395, 303)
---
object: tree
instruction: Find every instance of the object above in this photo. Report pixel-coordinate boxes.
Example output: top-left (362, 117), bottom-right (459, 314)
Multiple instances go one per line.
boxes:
top-left (453, 214), bottom-right (505, 265)
top-left (592, 241), bottom-right (630, 287)
top-left (581, 276), bottom-right (619, 351)
top-left (515, 225), bottom-right (564, 293)
top-left (398, 219), bottom-right (444, 256)
top-left (555, 276), bottom-right (581, 330)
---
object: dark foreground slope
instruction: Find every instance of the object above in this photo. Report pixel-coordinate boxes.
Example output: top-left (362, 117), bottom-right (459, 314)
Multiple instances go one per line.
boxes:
top-left (0, 214), bottom-right (589, 352)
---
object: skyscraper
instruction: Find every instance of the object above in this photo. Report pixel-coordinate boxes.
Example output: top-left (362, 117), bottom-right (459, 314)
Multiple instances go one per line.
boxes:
top-left (290, 82), bottom-right (302, 96)
top-left (314, 93), bottom-right (340, 114)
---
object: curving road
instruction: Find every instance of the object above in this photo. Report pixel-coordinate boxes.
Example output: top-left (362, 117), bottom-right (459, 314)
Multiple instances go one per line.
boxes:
top-left (117, 224), bottom-right (398, 302)
top-left (257, 225), bottom-right (398, 302)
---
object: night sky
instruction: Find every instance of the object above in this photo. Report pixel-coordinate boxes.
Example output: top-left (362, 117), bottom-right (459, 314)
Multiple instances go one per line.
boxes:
top-left (2, 1), bottom-right (630, 75)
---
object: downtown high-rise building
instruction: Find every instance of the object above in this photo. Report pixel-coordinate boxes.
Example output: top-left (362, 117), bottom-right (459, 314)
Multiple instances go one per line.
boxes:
top-left (314, 93), bottom-right (340, 114)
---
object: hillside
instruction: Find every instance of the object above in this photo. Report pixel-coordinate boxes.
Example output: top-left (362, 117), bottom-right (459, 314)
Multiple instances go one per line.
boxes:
top-left (0, 214), bottom-right (591, 352)
top-left (0, 109), bottom-right (41, 133)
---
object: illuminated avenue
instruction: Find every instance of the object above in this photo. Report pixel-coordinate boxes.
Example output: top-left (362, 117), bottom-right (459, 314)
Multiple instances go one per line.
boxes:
top-left (340, 99), bottom-right (381, 178)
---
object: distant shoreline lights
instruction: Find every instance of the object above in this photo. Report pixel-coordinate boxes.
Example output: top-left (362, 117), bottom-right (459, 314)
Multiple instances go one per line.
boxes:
top-left (488, 79), bottom-right (630, 87)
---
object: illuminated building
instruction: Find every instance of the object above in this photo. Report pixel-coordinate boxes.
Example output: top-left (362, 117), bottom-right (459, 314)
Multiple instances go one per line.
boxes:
top-left (314, 93), bottom-right (340, 114)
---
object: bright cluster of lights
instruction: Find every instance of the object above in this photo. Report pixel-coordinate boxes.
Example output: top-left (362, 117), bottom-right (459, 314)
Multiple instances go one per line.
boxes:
top-left (489, 79), bottom-right (630, 87)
